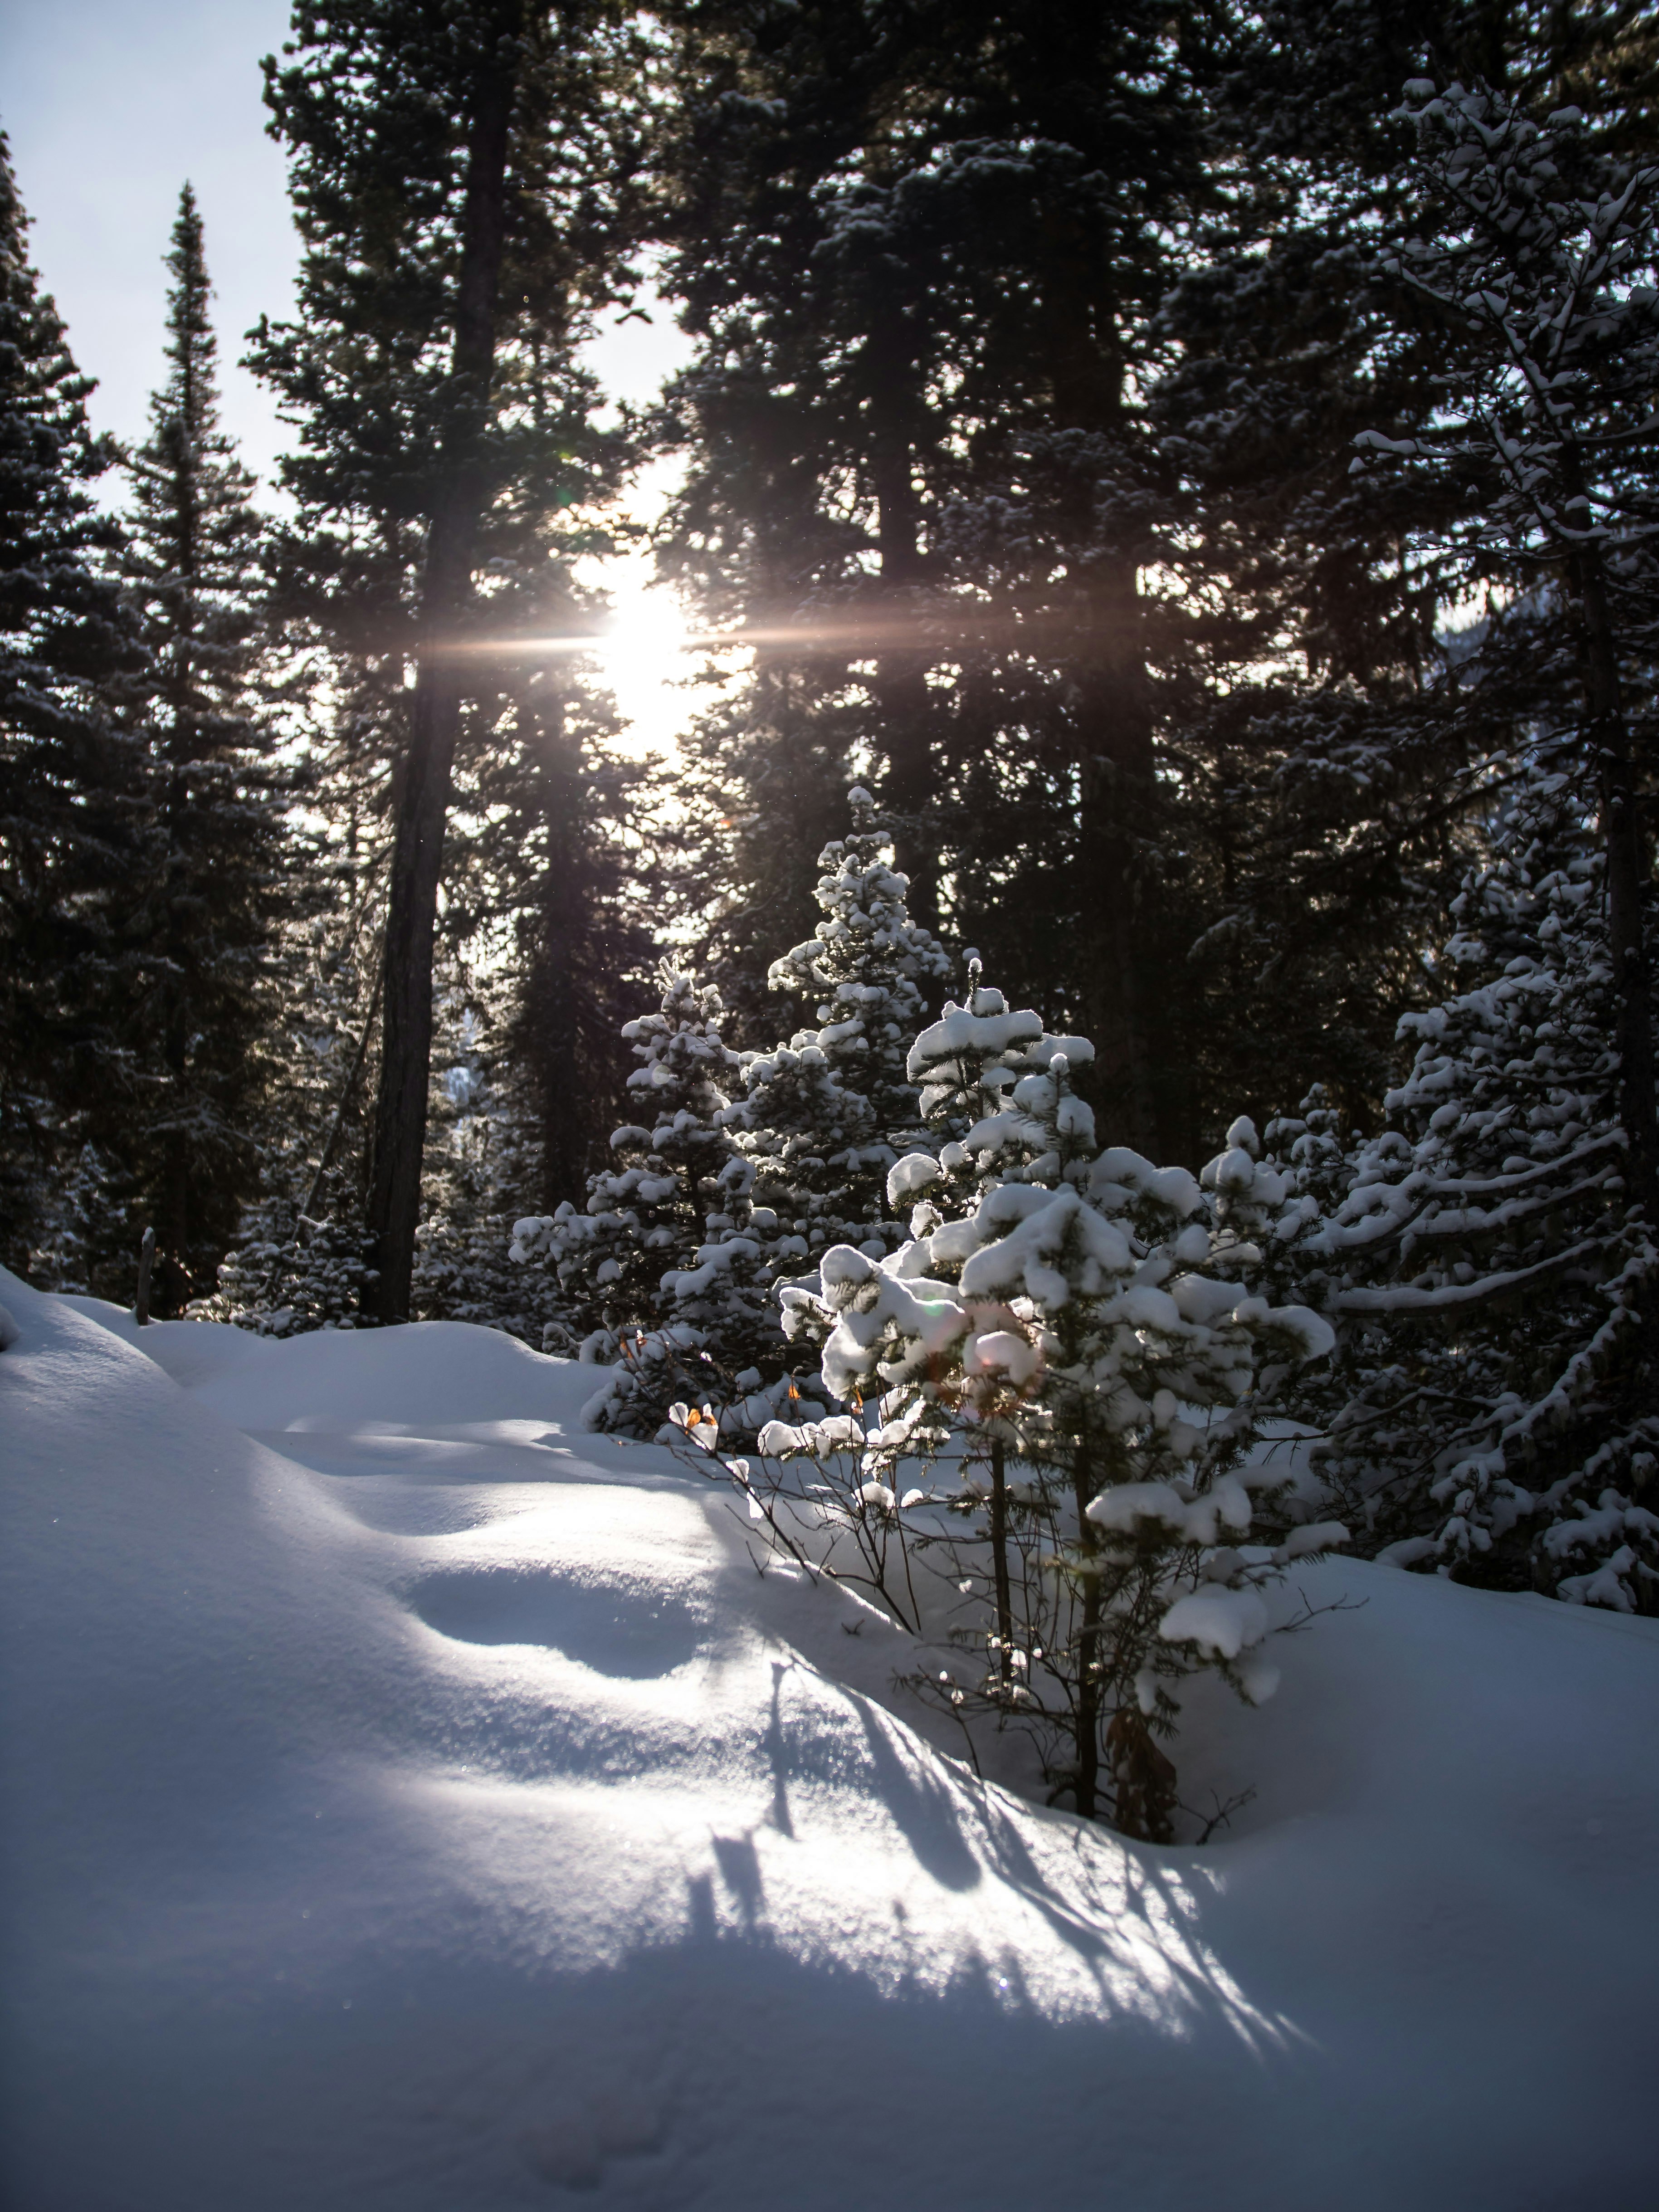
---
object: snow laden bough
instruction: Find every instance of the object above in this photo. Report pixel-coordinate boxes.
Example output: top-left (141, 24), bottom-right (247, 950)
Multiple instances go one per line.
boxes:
top-left (691, 963), bottom-right (1344, 1843)
top-left (1240, 754), bottom-right (1659, 1612)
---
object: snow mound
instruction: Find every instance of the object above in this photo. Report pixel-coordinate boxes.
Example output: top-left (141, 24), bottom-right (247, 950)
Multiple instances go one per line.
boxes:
top-left (3, 1264), bottom-right (1656, 2210)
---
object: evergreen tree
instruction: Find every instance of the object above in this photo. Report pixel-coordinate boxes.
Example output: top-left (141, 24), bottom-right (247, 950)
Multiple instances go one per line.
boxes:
top-left (250, 0), bottom-right (649, 1322)
top-left (104, 183), bottom-right (286, 1312)
top-left (474, 664), bottom-right (659, 1214)
top-left (1136, 2), bottom-right (1659, 1152)
top-left (652, 0), bottom-right (1217, 1153)
top-left (1351, 77), bottom-right (1659, 1220)
top-left (772, 986), bottom-right (1340, 1835)
top-left (0, 135), bottom-right (146, 1277)
top-left (1260, 747), bottom-right (1659, 1610)
top-left (510, 964), bottom-right (759, 1428)
top-left (725, 785), bottom-right (951, 1273)
top-left (410, 980), bottom-right (568, 1340)
top-left (193, 852), bottom-right (383, 1333)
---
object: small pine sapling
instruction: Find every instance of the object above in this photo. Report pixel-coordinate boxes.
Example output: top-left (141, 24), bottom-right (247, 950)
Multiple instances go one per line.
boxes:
top-left (728, 786), bottom-right (952, 1276)
top-left (777, 991), bottom-right (1341, 1837)
top-left (511, 965), bottom-right (759, 1431)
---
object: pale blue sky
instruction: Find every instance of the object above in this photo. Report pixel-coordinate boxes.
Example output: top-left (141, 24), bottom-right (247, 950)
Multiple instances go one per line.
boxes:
top-left (3, 0), bottom-right (299, 485)
top-left (2, 0), bottom-right (688, 488)
top-left (3, 0), bottom-right (698, 743)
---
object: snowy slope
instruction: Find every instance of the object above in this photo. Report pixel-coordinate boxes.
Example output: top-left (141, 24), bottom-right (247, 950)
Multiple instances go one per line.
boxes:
top-left (2, 1264), bottom-right (1655, 2211)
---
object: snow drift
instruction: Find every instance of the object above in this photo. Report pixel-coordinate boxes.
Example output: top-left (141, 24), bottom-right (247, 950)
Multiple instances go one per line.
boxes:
top-left (2, 1263), bottom-right (1655, 2210)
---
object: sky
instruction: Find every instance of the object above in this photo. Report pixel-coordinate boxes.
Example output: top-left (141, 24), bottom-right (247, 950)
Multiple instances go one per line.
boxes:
top-left (0, 0), bottom-right (698, 751)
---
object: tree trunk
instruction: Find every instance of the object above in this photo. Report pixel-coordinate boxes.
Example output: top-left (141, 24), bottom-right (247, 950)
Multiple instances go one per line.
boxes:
top-left (989, 1437), bottom-right (1013, 1691)
top-left (866, 298), bottom-right (939, 929)
top-left (363, 33), bottom-right (518, 1325)
top-left (1573, 539), bottom-right (1659, 1226)
top-left (1075, 554), bottom-right (1160, 1157)
top-left (1070, 1450), bottom-right (1102, 1819)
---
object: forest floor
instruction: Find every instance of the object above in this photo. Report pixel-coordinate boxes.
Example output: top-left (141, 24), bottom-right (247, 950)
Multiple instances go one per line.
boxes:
top-left (3, 1263), bottom-right (1656, 2211)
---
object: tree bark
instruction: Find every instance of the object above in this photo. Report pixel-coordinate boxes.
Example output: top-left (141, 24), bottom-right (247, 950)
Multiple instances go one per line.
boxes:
top-left (1572, 538), bottom-right (1659, 1228)
top-left (989, 1436), bottom-right (1014, 1691)
top-left (865, 297), bottom-right (939, 929)
top-left (364, 29), bottom-right (518, 1325)
top-left (1075, 554), bottom-right (1160, 1157)
top-left (1070, 1449), bottom-right (1102, 1819)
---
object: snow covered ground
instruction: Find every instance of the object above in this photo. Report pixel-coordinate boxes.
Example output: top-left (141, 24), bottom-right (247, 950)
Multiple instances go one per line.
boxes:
top-left (3, 1263), bottom-right (1656, 2211)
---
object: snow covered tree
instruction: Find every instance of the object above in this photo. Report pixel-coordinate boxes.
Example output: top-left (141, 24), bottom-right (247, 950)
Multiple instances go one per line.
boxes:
top-left (896, 956), bottom-right (1095, 1211)
top-left (510, 964), bottom-right (766, 1430)
top-left (1125, 6), bottom-right (1659, 1158)
top-left (724, 785), bottom-right (951, 1276)
top-left (774, 994), bottom-right (1339, 1837)
top-left (1352, 78), bottom-right (1659, 1226)
top-left (409, 989), bottom-right (566, 1341)
top-left (1259, 747), bottom-right (1658, 1611)
top-left (191, 862), bottom-right (383, 1334)
top-left (0, 135), bottom-right (146, 1277)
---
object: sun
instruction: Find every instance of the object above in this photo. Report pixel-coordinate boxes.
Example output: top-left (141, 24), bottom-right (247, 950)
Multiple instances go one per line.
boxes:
top-left (586, 560), bottom-right (699, 757)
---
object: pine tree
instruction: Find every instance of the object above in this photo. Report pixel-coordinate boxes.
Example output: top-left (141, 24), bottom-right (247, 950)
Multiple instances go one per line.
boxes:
top-left (726, 785), bottom-right (952, 1274)
top-left (410, 980), bottom-right (567, 1340)
top-left (251, 0), bottom-right (649, 1323)
top-left (474, 665), bottom-right (659, 1214)
top-left (1137, 4), bottom-right (1659, 1157)
top-left (193, 859), bottom-right (382, 1334)
top-left (511, 964), bottom-right (760, 1430)
top-left (1351, 77), bottom-right (1659, 1221)
top-left (102, 183), bottom-right (286, 1313)
top-left (1260, 747), bottom-right (1658, 1610)
top-left (652, 0), bottom-right (1217, 1152)
top-left (773, 987), bottom-right (1340, 1835)
top-left (0, 137), bottom-right (147, 1276)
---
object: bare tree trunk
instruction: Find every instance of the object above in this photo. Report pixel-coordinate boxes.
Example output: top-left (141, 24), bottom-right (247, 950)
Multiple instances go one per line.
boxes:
top-left (989, 1437), bottom-right (1013, 1691)
top-left (1573, 540), bottom-right (1659, 1226)
top-left (135, 1226), bottom-right (156, 1326)
top-left (363, 33), bottom-right (518, 1325)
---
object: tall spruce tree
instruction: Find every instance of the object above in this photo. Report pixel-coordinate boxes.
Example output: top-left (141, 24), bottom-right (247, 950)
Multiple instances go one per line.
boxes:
top-left (1252, 746), bottom-right (1659, 1610)
top-left (0, 135), bottom-right (146, 1278)
top-left (725, 785), bottom-right (952, 1272)
top-left (111, 184), bottom-right (286, 1313)
top-left (1351, 77), bottom-right (1659, 1220)
top-left (250, 0), bottom-right (649, 1323)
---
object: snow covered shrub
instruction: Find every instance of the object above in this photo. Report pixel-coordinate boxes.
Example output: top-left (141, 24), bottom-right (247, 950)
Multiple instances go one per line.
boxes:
top-left (509, 964), bottom-right (779, 1431)
top-left (195, 1187), bottom-right (377, 1334)
top-left (764, 968), bottom-right (1341, 1838)
top-left (1258, 760), bottom-right (1659, 1611)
